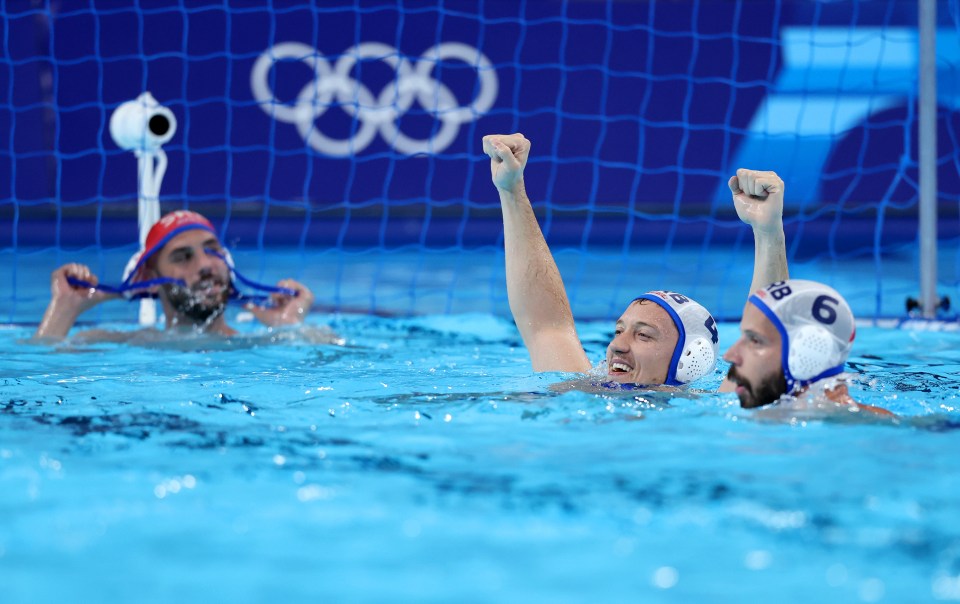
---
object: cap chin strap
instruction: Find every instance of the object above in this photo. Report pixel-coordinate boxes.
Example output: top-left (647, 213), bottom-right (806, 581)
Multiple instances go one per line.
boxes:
top-left (203, 249), bottom-right (297, 303)
top-left (66, 275), bottom-right (185, 296)
top-left (66, 248), bottom-right (298, 305)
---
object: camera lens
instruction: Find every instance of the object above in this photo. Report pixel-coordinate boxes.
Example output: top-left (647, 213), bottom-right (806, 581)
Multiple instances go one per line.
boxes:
top-left (149, 114), bottom-right (170, 137)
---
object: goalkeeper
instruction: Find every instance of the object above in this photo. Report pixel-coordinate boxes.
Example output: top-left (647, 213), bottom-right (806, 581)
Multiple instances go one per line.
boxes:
top-left (34, 210), bottom-right (314, 342)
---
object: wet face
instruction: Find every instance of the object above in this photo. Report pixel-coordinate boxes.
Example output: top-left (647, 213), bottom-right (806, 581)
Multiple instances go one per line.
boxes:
top-left (150, 229), bottom-right (232, 325)
top-left (723, 303), bottom-right (788, 408)
top-left (605, 300), bottom-right (679, 385)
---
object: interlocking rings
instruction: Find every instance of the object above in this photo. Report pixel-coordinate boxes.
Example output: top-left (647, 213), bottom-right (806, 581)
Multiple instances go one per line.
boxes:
top-left (251, 42), bottom-right (498, 156)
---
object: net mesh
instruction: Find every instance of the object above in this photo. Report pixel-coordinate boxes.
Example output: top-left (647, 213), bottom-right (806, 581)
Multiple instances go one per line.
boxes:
top-left (1, 0), bottom-right (959, 323)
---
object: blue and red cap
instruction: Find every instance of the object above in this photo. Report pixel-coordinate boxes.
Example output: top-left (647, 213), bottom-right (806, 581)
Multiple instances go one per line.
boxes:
top-left (122, 210), bottom-right (219, 288)
top-left (60, 209), bottom-right (293, 304)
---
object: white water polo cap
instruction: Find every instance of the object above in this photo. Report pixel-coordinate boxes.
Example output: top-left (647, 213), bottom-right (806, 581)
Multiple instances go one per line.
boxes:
top-left (748, 279), bottom-right (855, 394)
top-left (633, 291), bottom-right (720, 385)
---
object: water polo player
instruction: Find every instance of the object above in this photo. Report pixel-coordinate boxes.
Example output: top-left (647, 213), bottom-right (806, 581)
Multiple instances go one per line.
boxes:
top-left (34, 210), bottom-right (314, 341)
top-left (724, 169), bottom-right (890, 414)
top-left (721, 279), bottom-right (892, 415)
top-left (483, 132), bottom-right (723, 386)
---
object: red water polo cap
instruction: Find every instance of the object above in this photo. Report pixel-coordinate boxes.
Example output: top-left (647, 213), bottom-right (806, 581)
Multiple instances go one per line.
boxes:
top-left (123, 210), bottom-right (218, 285)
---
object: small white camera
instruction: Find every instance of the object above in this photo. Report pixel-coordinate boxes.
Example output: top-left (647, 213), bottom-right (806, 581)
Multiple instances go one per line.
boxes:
top-left (109, 92), bottom-right (177, 152)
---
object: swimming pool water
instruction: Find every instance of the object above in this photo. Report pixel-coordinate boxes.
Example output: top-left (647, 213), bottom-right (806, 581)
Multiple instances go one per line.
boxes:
top-left (1, 306), bottom-right (959, 602)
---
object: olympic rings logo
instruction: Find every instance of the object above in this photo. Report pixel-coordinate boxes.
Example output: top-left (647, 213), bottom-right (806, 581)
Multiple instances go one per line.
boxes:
top-left (250, 42), bottom-right (498, 156)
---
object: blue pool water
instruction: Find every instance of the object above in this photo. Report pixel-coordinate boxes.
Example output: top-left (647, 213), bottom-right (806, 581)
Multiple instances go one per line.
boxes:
top-left (1, 249), bottom-right (959, 603)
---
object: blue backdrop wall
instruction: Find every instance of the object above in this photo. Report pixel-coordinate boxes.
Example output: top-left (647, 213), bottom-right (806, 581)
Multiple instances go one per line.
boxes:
top-left (1, 0), bottom-right (958, 250)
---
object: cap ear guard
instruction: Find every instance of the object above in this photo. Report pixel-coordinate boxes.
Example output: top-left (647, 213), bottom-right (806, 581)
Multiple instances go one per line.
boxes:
top-left (787, 324), bottom-right (840, 382)
top-left (674, 336), bottom-right (716, 384)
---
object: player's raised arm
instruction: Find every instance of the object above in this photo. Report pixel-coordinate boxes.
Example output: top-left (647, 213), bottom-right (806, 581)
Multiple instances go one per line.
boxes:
top-left (729, 168), bottom-right (789, 296)
top-left (482, 133), bottom-right (590, 373)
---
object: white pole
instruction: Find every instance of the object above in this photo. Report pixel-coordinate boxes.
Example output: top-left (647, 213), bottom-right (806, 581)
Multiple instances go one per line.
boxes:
top-left (136, 150), bottom-right (164, 326)
top-left (918, 0), bottom-right (938, 318)
top-left (110, 92), bottom-right (176, 327)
